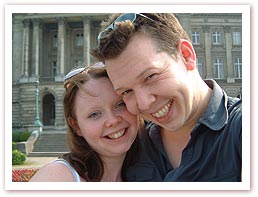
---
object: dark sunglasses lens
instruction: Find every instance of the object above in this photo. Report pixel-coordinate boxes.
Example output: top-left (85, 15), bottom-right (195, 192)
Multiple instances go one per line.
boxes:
top-left (116, 13), bottom-right (136, 22)
top-left (98, 13), bottom-right (136, 44)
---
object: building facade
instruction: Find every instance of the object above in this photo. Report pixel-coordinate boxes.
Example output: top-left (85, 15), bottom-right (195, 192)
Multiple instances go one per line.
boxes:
top-left (12, 13), bottom-right (242, 132)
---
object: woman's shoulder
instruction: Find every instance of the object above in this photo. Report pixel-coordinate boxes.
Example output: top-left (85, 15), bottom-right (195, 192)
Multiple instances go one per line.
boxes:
top-left (29, 158), bottom-right (83, 182)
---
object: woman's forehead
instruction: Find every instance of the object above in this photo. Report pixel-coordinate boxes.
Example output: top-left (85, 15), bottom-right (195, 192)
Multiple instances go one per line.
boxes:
top-left (77, 77), bottom-right (115, 98)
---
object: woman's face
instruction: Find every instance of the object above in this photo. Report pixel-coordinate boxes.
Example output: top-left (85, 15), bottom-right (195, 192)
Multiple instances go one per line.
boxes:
top-left (72, 77), bottom-right (138, 159)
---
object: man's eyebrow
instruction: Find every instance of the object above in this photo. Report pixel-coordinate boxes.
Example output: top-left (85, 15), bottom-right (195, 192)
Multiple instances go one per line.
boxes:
top-left (114, 86), bottom-right (123, 93)
top-left (114, 67), bottom-right (155, 93)
top-left (136, 67), bottom-right (154, 80)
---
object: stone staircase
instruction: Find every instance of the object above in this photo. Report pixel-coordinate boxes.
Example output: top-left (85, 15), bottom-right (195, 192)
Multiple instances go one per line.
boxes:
top-left (28, 131), bottom-right (69, 157)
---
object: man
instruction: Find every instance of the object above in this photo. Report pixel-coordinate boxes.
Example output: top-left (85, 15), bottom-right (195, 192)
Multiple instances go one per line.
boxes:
top-left (91, 13), bottom-right (242, 181)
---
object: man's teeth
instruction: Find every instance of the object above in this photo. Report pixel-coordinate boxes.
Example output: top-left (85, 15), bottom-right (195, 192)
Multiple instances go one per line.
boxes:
top-left (107, 129), bottom-right (125, 139)
top-left (152, 100), bottom-right (172, 118)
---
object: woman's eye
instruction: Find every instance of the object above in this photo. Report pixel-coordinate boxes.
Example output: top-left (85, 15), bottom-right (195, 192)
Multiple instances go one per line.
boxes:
top-left (116, 101), bottom-right (126, 108)
top-left (146, 73), bottom-right (157, 80)
top-left (88, 111), bottom-right (100, 119)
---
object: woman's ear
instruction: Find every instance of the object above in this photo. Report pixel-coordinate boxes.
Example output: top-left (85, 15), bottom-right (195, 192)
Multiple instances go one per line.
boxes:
top-left (68, 117), bottom-right (82, 136)
top-left (178, 39), bottom-right (196, 71)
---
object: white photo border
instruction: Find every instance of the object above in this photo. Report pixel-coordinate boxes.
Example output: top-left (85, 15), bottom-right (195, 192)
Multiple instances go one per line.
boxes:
top-left (5, 4), bottom-right (250, 191)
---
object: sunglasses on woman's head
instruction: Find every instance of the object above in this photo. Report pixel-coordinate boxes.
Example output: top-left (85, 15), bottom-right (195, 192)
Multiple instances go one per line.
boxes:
top-left (97, 13), bottom-right (153, 46)
top-left (63, 62), bottom-right (105, 82)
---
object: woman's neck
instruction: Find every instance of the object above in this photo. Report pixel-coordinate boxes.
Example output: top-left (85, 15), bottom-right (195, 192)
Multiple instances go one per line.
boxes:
top-left (100, 155), bottom-right (126, 182)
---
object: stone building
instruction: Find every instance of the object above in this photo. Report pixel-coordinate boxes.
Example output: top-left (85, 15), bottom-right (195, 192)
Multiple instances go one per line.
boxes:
top-left (12, 13), bottom-right (242, 132)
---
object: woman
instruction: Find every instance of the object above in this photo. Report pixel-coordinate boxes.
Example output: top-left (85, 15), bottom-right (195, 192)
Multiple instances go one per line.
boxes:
top-left (30, 62), bottom-right (143, 182)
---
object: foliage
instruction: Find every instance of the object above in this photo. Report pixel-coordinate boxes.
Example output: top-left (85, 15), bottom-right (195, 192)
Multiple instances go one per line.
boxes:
top-left (19, 131), bottom-right (31, 142)
top-left (12, 142), bottom-right (16, 150)
top-left (12, 131), bottom-right (31, 142)
top-left (12, 169), bottom-right (39, 182)
top-left (12, 132), bottom-right (20, 142)
top-left (12, 150), bottom-right (26, 165)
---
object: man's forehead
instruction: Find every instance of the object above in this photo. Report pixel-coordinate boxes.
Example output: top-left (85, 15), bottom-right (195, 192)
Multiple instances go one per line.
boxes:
top-left (106, 64), bottom-right (129, 83)
top-left (105, 64), bottom-right (137, 92)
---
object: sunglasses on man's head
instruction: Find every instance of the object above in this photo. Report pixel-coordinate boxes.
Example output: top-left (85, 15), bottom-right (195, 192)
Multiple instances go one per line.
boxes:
top-left (97, 13), bottom-right (153, 46)
top-left (63, 62), bottom-right (105, 82)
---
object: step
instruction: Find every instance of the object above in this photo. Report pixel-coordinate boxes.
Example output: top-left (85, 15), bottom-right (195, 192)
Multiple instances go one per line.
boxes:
top-left (31, 131), bottom-right (69, 155)
top-left (28, 152), bottom-right (68, 157)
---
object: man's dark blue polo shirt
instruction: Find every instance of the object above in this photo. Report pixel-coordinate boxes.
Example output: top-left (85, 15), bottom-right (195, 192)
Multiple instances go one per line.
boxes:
top-left (126, 80), bottom-right (242, 182)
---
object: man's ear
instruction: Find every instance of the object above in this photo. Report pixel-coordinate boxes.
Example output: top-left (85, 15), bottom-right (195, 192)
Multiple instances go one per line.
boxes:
top-left (178, 39), bottom-right (196, 71)
top-left (68, 117), bottom-right (82, 136)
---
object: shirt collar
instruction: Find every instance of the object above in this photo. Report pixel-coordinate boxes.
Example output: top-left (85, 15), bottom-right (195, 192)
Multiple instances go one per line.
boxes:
top-left (147, 80), bottom-right (228, 149)
top-left (199, 79), bottom-right (228, 131)
top-left (148, 79), bottom-right (228, 134)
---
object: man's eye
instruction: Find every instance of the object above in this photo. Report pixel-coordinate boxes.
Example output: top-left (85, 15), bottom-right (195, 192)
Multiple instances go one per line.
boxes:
top-left (121, 89), bottom-right (132, 96)
top-left (146, 73), bottom-right (157, 80)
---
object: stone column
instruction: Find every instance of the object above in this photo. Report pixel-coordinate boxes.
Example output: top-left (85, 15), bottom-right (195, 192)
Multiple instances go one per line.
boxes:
top-left (83, 16), bottom-right (91, 66)
top-left (56, 17), bottom-right (66, 81)
top-left (224, 26), bottom-right (234, 83)
top-left (178, 14), bottom-right (191, 36)
top-left (203, 25), bottom-right (212, 78)
top-left (20, 19), bottom-right (30, 82)
top-left (31, 18), bottom-right (41, 79)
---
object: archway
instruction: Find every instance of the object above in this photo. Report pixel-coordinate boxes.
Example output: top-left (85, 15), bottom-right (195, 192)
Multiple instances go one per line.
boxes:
top-left (43, 93), bottom-right (56, 125)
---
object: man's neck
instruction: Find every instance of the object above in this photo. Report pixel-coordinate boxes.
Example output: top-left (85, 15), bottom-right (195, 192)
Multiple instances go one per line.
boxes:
top-left (161, 124), bottom-right (192, 168)
top-left (161, 80), bottom-right (212, 168)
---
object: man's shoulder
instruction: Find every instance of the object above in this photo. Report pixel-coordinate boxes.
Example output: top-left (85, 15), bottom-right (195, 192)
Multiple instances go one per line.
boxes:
top-left (227, 97), bottom-right (242, 110)
top-left (225, 97), bottom-right (242, 144)
top-left (227, 97), bottom-right (242, 120)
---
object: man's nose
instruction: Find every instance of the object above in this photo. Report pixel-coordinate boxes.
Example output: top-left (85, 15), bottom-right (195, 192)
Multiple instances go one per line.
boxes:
top-left (135, 89), bottom-right (156, 112)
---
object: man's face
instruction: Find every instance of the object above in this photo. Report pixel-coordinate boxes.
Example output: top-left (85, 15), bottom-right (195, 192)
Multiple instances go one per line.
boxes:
top-left (105, 34), bottom-right (194, 131)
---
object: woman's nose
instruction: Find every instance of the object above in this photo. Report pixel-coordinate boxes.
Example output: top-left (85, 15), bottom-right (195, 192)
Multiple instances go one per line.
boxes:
top-left (105, 113), bottom-right (122, 128)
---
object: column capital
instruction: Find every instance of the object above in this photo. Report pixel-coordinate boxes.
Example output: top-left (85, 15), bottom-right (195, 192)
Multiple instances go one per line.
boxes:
top-left (224, 26), bottom-right (231, 33)
top-left (202, 25), bottom-right (210, 33)
top-left (22, 19), bottom-right (30, 27)
top-left (56, 17), bottom-right (66, 24)
top-left (82, 16), bottom-right (90, 24)
top-left (31, 18), bottom-right (41, 26)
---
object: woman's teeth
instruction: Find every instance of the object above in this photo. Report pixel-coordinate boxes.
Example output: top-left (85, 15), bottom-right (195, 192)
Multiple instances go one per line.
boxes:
top-left (107, 129), bottom-right (125, 139)
top-left (152, 100), bottom-right (172, 118)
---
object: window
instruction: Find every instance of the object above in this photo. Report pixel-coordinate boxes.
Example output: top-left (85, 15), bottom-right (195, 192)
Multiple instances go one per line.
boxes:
top-left (197, 58), bottom-right (204, 78)
top-left (75, 33), bottom-right (83, 47)
top-left (233, 32), bottom-right (241, 45)
top-left (213, 58), bottom-right (224, 79)
top-left (212, 31), bottom-right (221, 44)
top-left (52, 34), bottom-right (57, 48)
top-left (234, 57), bottom-right (242, 78)
top-left (75, 60), bottom-right (83, 67)
top-left (52, 61), bottom-right (57, 77)
top-left (192, 31), bottom-right (200, 44)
